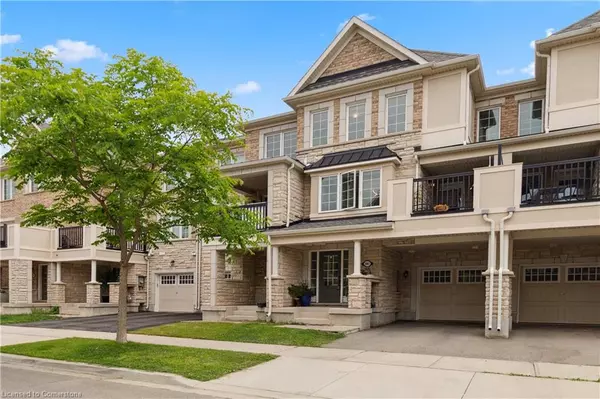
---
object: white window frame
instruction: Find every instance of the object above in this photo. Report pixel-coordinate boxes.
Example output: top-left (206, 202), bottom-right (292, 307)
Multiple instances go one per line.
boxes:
top-left (345, 100), bottom-right (367, 141)
top-left (1, 179), bottom-right (14, 201)
top-left (518, 99), bottom-right (544, 137)
top-left (318, 171), bottom-right (358, 213)
top-left (171, 225), bottom-right (190, 239)
top-left (565, 266), bottom-right (600, 283)
top-left (378, 83), bottom-right (414, 136)
top-left (422, 269), bottom-right (453, 284)
top-left (160, 275), bottom-right (176, 285)
top-left (311, 109), bottom-right (329, 147)
top-left (263, 130), bottom-right (296, 159)
top-left (522, 266), bottom-right (559, 283)
top-left (178, 274), bottom-right (194, 285)
top-left (28, 178), bottom-right (40, 193)
top-left (385, 92), bottom-right (408, 134)
top-left (476, 107), bottom-right (501, 142)
top-left (359, 168), bottom-right (382, 209)
top-left (304, 102), bottom-right (333, 148)
top-left (457, 268), bottom-right (485, 284)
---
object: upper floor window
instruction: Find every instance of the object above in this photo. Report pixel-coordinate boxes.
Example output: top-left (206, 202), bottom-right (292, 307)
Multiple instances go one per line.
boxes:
top-left (171, 225), bottom-right (190, 239)
top-left (319, 168), bottom-right (381, 212)
top-left (387, 93), bottom-right (407, 134)
top-left (312, 110), bottom-right (329, 147)
top-left (347, 102), bottom-right (366, 141)
top-left (1, 179), bottom-right (14, 201)
top-left (28, 178), bottom-right (40, 193)
top-left (519, 99), bottom-right (543, 136)
top-left (477, 108), bottom-right (500, 142)
top-left (221, 148), bottom-right (245, 166)
top-left (264, 131), bottom-right (297, 159)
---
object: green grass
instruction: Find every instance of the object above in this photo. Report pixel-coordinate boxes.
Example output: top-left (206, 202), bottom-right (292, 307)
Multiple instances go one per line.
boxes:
top-left (0, 308), bottom-right (60, 325)
top-left (0, 337), bottom-right (275, 381)
top-left (134, 322), bottom-right (344, 347)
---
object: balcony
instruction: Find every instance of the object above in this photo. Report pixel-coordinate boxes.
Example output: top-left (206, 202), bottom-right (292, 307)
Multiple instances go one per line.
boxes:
top-left (57, 226), bottom-right (84, 249)
top-left (521, 157), bottom-right (600, 207)
top-left (105, 227), bottom-right (147, 253)
top-left (239, 202), bottom-right (268, 231)
top-left (412, 172), bottom-right (474, 216)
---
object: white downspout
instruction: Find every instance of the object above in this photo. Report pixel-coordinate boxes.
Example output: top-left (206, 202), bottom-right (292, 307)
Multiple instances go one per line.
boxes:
top-left (286, 162), bottom-right (295, 227)
top-left (464, 65), bottom-right (480, 145)
top-left (536, 51), bottom-right (551, 134)
top-left (266, 241), bottom-right (272, 319)
top-left (482, 212), bottom-right (495, 330)
top-left (194, 237), bottom-right (202, 311)
top-left (497, 211), bottom-right (514, 331)
top-left (144, 248), bottom-right (154, 310)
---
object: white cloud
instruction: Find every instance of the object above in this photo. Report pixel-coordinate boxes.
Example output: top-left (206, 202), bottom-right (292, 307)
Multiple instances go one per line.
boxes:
top-left (337, 13), bottom-right (376, 32)
top-left (496, 68), bottom-right (515, 76)
top-left (232, 81), bottom-right (261, 95)
top-left (42, 39), bottom-right (108, 63)
top-left (545, 28), bottom-right (555, 37)
top-left (1, 34), bottom-right (21, 45)
top-left (521, 61), bottom-right (535, 77)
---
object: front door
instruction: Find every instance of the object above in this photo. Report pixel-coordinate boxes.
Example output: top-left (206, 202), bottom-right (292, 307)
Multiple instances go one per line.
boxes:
top-left (318, 251), bottom-right (341, 303)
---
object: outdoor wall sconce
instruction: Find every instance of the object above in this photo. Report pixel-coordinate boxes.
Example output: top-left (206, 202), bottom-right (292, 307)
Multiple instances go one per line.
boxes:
top-left (170, 260), bottom-right (175, 267)
top-left (138, 276), bottom-right (146, 290)
top-left (403, 270), bottom-right (410, 280)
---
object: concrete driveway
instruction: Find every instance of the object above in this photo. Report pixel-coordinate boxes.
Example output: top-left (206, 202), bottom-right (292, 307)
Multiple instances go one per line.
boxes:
top-left (15, 312), bottom-right (202, 332)
top-left (325, 321), bottom-right (600, 366)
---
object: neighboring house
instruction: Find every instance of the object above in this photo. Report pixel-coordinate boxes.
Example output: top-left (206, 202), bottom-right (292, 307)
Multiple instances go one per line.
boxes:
top-left (2, 12), bottom-right (599, 338)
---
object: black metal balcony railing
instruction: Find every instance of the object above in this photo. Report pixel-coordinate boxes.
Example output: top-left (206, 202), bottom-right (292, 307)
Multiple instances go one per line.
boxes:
top-left (521, 157), bottom-right (600, 207)
top-left (0, 224), bottom-right (7, 248)
top-left (239, 202), bottom-right (268, 231)
top-left (57, 226), bottom-right (84, 249)
top-left (105, 228), bottom-right (147, 253)
top-left (412, 172), bottom-right (475, 216)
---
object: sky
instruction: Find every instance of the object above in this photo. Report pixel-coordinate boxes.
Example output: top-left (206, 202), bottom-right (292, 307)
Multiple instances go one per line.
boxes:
top-left (1, 1), bottom-right (599, 121)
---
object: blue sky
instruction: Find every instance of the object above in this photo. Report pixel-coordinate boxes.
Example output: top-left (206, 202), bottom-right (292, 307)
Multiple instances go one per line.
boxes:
top-left (1, 2), bottom-right (598, 120)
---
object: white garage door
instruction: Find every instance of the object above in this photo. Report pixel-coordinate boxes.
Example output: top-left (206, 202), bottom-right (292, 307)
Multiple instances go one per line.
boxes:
top-left (157, 273), bottom-right (196, 312)
top-left (418, 268), bottom-right (486, 322)
top-left (519, 266), bottom-right (600, 324)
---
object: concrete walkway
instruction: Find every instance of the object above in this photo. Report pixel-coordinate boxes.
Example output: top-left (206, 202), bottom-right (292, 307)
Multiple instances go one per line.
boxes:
top-left (1, 325), bottom-right (599, 398)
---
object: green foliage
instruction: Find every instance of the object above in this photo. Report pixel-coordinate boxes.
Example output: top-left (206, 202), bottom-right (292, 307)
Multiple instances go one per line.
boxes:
top-left (0, 337), bottom-right (275, 381)
top-left (287, 282), bottom-right (313, 298)
top-left (135, 321), bottom-right (344, 347)
top-left (0, 49), bottom-right (267, 256)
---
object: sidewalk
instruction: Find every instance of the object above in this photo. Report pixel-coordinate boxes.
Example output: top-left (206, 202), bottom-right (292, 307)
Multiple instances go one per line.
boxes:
top-left (2, 325), bottom-right (599, 398)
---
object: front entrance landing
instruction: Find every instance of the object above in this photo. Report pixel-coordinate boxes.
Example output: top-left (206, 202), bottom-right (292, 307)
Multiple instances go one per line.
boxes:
top-left (325, 321), bottom-right (600, 366)
top-left (13, 312), bottom-right (202, 332)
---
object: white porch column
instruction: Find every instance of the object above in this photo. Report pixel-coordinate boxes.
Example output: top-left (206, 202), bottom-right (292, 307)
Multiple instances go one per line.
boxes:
top-left (210, 250), bottom-right (217, 306)
top-left (352, 240), bottom-right (362, 276)
top-left (271, 246), bottom-right (279, 277)
top-left (56, 262), bottom-right (62, 283)
top-left (90, 260), bottom-right (97, 283)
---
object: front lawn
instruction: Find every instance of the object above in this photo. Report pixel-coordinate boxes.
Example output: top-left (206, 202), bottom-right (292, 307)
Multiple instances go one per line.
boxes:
top-left (0, 338), bottom-right (275, 381)
top-left (0, 309), bottom-right (60, 325)
top-left (134, 322), bottom-right (344, 347)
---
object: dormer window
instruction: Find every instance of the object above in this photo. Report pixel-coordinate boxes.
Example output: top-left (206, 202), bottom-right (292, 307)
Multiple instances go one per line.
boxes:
top-left (319, 168), bottom-right (381, 212)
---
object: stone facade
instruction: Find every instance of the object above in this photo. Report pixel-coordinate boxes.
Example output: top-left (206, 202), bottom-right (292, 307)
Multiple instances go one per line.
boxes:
top-left (321, 33), bottom-right (395, 77)
top-left (47, 283), bottom-right (66, 304)
top-left (272, 246), bottom-right (304, 307)
top-left (62, 263), bottom-right (90, 303)
top-left (484, 273), bottom-right (514, 338)
top-left (348, 277), bottom-right (371, 309)
top-left (8, 259), bottom-right (32, 304)
top-left (85, 282), bottom-right (101, 304)
top-left (108, 282), bottom-right (119, 304)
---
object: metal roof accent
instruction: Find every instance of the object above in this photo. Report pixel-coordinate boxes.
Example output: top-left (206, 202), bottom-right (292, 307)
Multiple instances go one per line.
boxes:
top-left (269, 214), bottom-right (389, 232)
top-left (304, 145), bottom-right (400, 171)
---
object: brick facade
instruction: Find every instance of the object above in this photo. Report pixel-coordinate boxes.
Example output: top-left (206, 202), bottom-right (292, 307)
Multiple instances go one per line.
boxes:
top-left (0, 190), bottom-right (56, 220)
top-left (62, 263), bottom-right (90, 303)
top-left (321, 33), bottom-right (395, 77)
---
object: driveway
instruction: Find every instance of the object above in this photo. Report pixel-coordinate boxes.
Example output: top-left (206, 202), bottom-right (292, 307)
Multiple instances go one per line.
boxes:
top-left (15, 312), bottom-right (202, 332)
top-left (325, 321), bottom-right (600, 366)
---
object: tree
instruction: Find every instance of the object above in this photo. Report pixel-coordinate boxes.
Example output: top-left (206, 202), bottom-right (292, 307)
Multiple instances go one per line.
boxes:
top-left (0, 49), bottom-right (267, 343)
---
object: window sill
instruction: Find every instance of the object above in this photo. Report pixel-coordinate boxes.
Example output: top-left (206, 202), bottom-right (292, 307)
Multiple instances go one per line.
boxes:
top-left (0, 199), bottom-right (15, 203)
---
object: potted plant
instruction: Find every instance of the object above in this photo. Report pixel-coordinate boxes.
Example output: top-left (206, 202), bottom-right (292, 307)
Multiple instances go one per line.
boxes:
top-left (288, 282), bottom-right (313, 307)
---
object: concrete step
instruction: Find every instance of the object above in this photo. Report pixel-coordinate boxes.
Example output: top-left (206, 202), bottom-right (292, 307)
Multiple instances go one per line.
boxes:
top-left (235, 305), bottom-right (259, 311)
top-left (296, 309), bottom-right (330, 317)
top-left (231, 310), bottom-right (258, 317)
top-left (294, 317), bottom-right (331, 326)
top-left (225, 315), bottom-right (257, 322)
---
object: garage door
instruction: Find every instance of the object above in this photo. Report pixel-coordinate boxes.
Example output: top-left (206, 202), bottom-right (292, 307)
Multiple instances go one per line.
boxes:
top-left (157, 274), bottom-right (196, 312)
top-left (418, 268), bottom-right (486, 322)
top-left (519, 266), bottom-right (600, 324)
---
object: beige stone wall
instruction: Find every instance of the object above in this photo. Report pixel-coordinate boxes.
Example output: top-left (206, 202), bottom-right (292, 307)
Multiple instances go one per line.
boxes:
top-left (276, 246), bottom-right (304, 307)
top-left (321, 33), bottom-right (395, 77)
top-left (62, 263), bottom-right (90, 303)
top-left (348, 277), bottom-right (371, 309)
top-left (215, 251), bottom-right (254, 306)
top-left (47, 283), bottom-right (65, 304)
top-left (253, 251), bottom-right (267, 304)
top-left (148, 239), bottom-right (197, 310)
top-left (86, 283), bottom-right (101, 304)
top-left (8, 259), bottom-right (32, 304)
top-left (200, 249), bottom-right (212, 307)
top-left (484, 274), bottom-right (512, 320)
top-left (269, 163), bottom-right (304, 227)
top-left (244, 128), bottom-right (260, 161)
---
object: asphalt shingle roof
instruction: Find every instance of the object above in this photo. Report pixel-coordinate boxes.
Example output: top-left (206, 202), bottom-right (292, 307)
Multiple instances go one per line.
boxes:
top-left (305, 145), bottom-right (400, 171)
top-left (270, 214), bottom-right (390, 231)
top-left (555, 10), bottom-right (600, 35)
top-left (410, 49), bottom-right (468, 63)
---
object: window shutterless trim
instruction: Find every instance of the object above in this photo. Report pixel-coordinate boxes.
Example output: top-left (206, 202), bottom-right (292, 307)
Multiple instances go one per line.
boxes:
top-left (565, 266), bottom-right (600, 283)
top-left (476, 106), bottom-right (501, 142)
top-left (310, 109), bottom-right (329, 147)
top-left (385, 92), bottom-right (408, 135)
top-left (517, 98), bottom-right (544, 137)
top-left (522, 266), bottom-right (559, 283)
top-left (421, 268), bottom-right (453, 284)
top-left (359, 168), bottom-right (382, 209)
top-left (345, 100), bottom-right (367, 142)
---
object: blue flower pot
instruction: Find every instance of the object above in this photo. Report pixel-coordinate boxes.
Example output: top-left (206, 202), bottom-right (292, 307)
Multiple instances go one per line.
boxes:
top-left (300, 294), bottom-right (312, 307)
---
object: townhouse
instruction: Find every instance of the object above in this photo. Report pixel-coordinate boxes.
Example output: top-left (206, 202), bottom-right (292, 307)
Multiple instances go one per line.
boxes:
top-left (1, 11), bottom-right (599, 338)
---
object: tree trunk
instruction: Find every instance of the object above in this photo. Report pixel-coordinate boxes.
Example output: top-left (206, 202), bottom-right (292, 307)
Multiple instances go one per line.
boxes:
top-left (116, 255), bottom-right (130, 343)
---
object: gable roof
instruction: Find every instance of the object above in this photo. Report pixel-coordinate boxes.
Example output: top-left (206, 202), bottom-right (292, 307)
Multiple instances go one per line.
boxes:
top-left (305, 145), bottom-right (400, 171)
top-left (410, 49), bottom-right (468, 63)
top-left (555, 10), bottom-right (600, 35)
top-left (288, 16), bottom-right (429, 97)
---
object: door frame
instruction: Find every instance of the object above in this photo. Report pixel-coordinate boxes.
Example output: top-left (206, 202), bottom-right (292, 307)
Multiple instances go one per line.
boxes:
top-left (38, 264), bottom-right (49, 302)
top-left (307, 249), bottom-right (348, 304)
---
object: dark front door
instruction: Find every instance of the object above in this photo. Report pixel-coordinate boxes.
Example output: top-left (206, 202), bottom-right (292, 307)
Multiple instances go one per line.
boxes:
top-left (318, 251), bottom-right (341, 303)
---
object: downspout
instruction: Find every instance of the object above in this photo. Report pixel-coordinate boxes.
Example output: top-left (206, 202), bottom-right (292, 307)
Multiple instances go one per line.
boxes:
top-left (536, 51), bottom-right (551, 134)
top-left (482, 212), bottom-right (496, 330)
top-left (497, 210), bottom-right (514, 331)
top-left (144, 248), bottom-right (154, 310)
top-left (266, 240), bottom-right (272, 319)
top-left (464, 65), bottom-right (481, 145)
top-left (286, 162), bottom-right (295, 227)
top-left (194, 236), bottom-right (202, 311)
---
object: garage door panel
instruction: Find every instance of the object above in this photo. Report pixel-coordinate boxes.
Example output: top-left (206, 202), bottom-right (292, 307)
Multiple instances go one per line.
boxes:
top-left (520, 303), bottom-right (562, 323)
top-left (520, 285), bottom-right (561, 302)
top-left (157, 273), bottom-right (196, 313)
top-left (564, 304), bottom-right (600, 324)
top-left (563, 284), bottom-right (600, 302)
